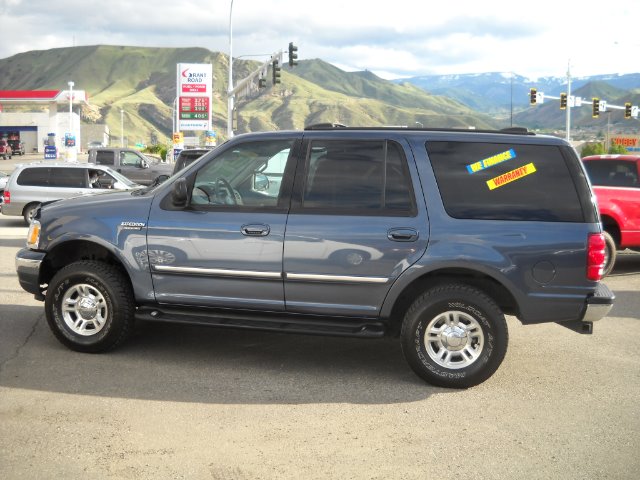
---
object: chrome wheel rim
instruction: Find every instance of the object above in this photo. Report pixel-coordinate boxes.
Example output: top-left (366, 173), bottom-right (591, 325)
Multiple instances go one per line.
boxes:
top-left (61, 284), bottom-right (108, 336)
top-left (424, 310), bottom-right (484, 369)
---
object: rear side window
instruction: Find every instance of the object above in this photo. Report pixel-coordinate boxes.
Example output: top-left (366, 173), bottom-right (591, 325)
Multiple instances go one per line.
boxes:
top-left (17, 168), bottom-right (49, 186)
top-left (428, 142), bottom-right (585, 222)
top-left (49, 168), bottom-right (87, 188)
top-left (583, 159), bottom-right (639, 187)
top-left (302, 140), bottom-right (415, 215)
top-left (95, 151), bottom-right (115, 165)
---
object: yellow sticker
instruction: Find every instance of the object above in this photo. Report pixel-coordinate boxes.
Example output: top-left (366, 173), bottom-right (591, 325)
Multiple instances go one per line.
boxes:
top-left (487, 163), bottom-right (536, 190)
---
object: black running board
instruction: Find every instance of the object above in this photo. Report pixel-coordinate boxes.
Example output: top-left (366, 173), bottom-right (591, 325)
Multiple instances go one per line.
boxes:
top-left (136, 305), bottom-right (386, 338)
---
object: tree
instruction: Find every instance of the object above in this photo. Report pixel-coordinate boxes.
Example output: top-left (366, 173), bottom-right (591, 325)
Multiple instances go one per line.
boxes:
top-left (608, 143), bottom-right (628, 154)
top-left (581, 142), bottom-right (605, 157)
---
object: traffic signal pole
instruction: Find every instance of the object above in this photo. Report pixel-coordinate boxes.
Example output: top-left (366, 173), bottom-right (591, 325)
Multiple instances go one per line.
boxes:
top-left (226, 42), bottom-right (298, 137)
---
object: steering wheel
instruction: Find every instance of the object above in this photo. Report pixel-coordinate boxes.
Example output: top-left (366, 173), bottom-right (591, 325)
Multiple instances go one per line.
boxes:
top-left (193, 186), bottom-right (211, 203)
top-left (215, 178), bottom-right (237, 205)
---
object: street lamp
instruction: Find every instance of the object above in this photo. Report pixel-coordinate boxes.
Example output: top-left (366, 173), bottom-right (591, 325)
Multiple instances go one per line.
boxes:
top-left (120, 109), bottom-right (124, 147)
top-left (68, 81), bottom-right (74, 156)
top-left (227, 0), bottom-right (234, 138)
top-left (172, 97), bottom-right (177, 135)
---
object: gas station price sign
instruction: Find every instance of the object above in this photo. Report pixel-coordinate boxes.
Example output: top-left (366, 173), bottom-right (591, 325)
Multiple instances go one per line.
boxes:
top-left (179, 96), bottom-right (210, 120)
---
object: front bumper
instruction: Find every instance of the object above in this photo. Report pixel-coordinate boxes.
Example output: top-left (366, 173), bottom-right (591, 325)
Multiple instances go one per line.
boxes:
top-left (15, 248), bottom-right (46, 297)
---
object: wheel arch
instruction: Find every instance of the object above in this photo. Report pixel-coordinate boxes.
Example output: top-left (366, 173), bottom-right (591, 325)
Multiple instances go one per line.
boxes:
top-left (22, 201), bottom-right (40, 219)
top-left (40, 239), bottom-right (133, 294)
top-left (384, 267), bottom-right (518, 337)
top-left (600, 214), bottom-right (621, 247)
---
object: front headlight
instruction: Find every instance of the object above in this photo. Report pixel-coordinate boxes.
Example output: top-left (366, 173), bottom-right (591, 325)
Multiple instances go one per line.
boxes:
top-left (26, 220), bottom-right (41, 249)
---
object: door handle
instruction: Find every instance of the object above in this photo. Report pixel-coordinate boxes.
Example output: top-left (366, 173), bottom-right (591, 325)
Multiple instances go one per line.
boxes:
top-left (387, 228), bottom-right (418, 242)
top-left (241, 224), bottom-right (270, 236)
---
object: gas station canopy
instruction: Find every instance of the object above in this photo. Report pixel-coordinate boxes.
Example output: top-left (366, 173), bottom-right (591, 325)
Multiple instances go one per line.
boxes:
top-left (0, 90), bottom-right (88, 105)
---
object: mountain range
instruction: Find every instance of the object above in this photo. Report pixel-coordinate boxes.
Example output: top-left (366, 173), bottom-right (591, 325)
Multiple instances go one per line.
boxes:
top-left (0, 45), bottom-right (638, 145)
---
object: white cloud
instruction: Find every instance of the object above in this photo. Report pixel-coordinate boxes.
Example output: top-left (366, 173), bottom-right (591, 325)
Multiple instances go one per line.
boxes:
top-left (1, 0), bottom-right (638, 79)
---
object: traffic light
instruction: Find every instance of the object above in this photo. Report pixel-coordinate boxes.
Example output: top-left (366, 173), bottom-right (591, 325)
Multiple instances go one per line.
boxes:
top-left (288, 42), bottom-right (298, 67)
top-left (258, 77), bottom-right (266, 88)
top-left (560, 93), bottom-right (567, 110)
top-left (625, 102), bottom-right (632, 120)
top-left (272, 60), bottom-right (281, 84)
top-left (529, 88), bottom-right (537, 105)
top-left (592, 98), bottom-right (600, 118)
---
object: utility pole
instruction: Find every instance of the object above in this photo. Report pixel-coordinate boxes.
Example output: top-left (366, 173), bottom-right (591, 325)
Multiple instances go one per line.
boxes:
top-left (227, 0), bottom-right (235, 138)
top-left (68, 81), bottom-right (74, 159)
top-left (565, 60), bottom-right (572, 142)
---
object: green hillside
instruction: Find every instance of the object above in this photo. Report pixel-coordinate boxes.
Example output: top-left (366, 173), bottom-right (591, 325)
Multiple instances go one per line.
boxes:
top-left (0, 45), bottom-right (499, 145)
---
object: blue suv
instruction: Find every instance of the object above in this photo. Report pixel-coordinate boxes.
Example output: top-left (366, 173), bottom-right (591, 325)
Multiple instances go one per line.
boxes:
top-left (15, 126), bottom-right (614, 388)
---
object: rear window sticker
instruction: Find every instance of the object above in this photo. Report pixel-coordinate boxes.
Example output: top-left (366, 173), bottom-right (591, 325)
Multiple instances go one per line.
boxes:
top-left (467, 148), bottom-right (517, 174)
top-left (487, 162), bottom-right (537, 190)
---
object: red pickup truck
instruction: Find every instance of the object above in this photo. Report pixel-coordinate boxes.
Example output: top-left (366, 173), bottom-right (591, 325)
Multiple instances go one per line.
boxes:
top-left (0, 139), bottom-right (12, 160)
top-left (582, 154), bottom-right (640, 276)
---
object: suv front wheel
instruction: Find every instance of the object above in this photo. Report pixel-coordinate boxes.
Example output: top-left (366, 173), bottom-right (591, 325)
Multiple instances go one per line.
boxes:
top-left (44, 261), bottom-right (135, 353)
top-left (401, 283), bottom-right (508, 388)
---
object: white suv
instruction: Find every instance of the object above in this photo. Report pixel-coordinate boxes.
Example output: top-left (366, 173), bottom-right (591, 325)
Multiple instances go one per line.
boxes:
top-left (2, 162), bottom-right (140, 224)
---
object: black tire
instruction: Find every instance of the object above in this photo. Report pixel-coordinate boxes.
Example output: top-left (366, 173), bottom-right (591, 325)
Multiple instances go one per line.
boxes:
top-left (602, 231), bottom-right (617, 277)
top-left (44, 261), bottom-right (135, 353)
top-left (22, 203), bottom-right (40, 225)
top-left (401, 283), bottom-right (508, 388)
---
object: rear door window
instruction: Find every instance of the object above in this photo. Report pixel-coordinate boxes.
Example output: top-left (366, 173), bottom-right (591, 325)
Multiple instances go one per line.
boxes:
top-left (428, 142), bottom-right (585, 222)
top-left (95, 151), bottom-right (115, 166)
top-left (17, 168), bottom-right (49, 186)
top-left (583, 159), bottom-right (639, 187)
top-left (49, 168), bottom-right (87, 188)
top-left (300, 140), bottom-right (415, 215)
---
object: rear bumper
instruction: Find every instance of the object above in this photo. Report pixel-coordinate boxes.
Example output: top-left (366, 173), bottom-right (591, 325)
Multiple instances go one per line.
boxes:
top-left (581, 282), bottom-right (615, 322)
top-left (558, 282), bottom-right (615, 334)
top-left (15, 248), bottom-right (45, 297)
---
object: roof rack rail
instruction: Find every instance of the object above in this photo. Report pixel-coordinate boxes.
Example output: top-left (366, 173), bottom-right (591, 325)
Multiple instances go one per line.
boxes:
top-left (304, 123), bottom-right (348, 130)
top-left (499, 127), bottom-right (532, 135)
top-left (302, 124), bottom-right (535, 135)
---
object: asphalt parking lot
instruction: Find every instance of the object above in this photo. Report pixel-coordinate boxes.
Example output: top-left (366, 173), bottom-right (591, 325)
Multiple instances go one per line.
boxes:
top-left (1, 202), bottom-right (639, 478)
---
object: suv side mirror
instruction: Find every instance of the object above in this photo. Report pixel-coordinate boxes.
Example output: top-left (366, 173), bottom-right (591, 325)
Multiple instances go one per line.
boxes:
top-left (172, 178), bottom-right (188, 206)
top-left (253, 173), bottom-right (270, 192)
top-left (151, 174), bottom-right (170, 187)
top-left (141, 159), bottom-right (149, 169)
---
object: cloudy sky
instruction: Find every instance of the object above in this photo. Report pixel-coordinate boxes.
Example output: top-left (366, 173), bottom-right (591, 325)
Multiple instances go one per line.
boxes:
top-left (1, 0), bottom-right (638, 80)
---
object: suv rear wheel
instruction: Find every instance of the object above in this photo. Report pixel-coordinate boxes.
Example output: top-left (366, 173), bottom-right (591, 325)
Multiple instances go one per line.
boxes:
top-left (44, 261), bottom-right (135, 353)
top-left (401, 283), bottom-right (508, 388)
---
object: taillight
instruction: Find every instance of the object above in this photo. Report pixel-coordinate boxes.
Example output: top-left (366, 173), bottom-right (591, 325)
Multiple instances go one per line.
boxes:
top-left (2, 190), bottom-right (9, 204)
top-left (587, 233), bottom-right (606, 281)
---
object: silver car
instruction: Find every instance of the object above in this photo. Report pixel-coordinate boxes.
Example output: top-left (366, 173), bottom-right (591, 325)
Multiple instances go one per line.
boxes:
top-left (1, 162), bottom-right (140, 224)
